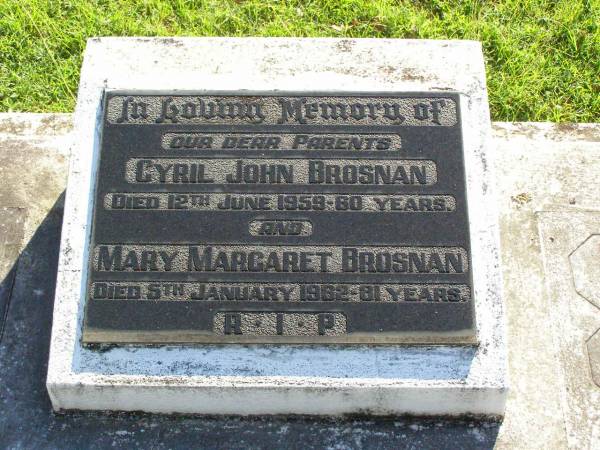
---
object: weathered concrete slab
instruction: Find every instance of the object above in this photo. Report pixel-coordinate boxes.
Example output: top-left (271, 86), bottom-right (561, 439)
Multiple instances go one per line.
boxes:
top-left (0, 112), bottom-right (599, 448)
top-left (538, 212), bottom-right (600, 448)
top-left (492, 122), bottom-right (600, 449)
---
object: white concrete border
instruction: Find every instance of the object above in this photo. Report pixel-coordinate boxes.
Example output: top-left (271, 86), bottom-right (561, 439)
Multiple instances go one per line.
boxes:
top-left (46, 38), bottom-right (507, 416)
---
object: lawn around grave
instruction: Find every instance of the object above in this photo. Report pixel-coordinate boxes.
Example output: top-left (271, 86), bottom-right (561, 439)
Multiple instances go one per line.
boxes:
top-left (0, 0), bottom-right (598, 122)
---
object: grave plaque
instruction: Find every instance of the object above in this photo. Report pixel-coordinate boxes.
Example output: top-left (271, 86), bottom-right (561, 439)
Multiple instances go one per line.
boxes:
top-left (83, 91), bottom-right (475, 344)
top-left (49, 39), bottom-right (507, 416)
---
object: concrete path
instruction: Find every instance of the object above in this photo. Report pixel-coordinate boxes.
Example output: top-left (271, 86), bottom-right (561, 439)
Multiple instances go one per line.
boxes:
top-left (0, 114), bottom-right (598, 449)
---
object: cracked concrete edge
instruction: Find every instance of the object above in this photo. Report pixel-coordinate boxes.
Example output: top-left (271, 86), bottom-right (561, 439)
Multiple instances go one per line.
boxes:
top-left (492, 121), bottom-right (600, 142)
top-left (0, 113), bottom-right (72, 137)
top-left (0, 113), bottom-right (72, 168)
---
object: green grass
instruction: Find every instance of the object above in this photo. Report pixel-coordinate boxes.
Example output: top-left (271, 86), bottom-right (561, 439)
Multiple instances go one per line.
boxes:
top-left (0, 0), bottom-right (598, 121)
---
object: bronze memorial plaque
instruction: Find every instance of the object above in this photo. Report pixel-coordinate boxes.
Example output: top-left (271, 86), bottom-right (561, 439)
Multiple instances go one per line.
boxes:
top-left (82, 91), bottom-right (476, 344)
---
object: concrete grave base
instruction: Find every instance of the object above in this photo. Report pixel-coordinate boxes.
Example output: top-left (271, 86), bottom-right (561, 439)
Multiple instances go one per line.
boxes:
top-left (2, 113), bottom-right (598, 446)
top-left (46, 38), bottom-right (507, 416)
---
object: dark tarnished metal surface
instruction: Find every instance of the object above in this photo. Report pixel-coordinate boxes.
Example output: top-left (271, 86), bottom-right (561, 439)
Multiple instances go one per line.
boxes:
top-left (83, 91), bottom-right (475, 344)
